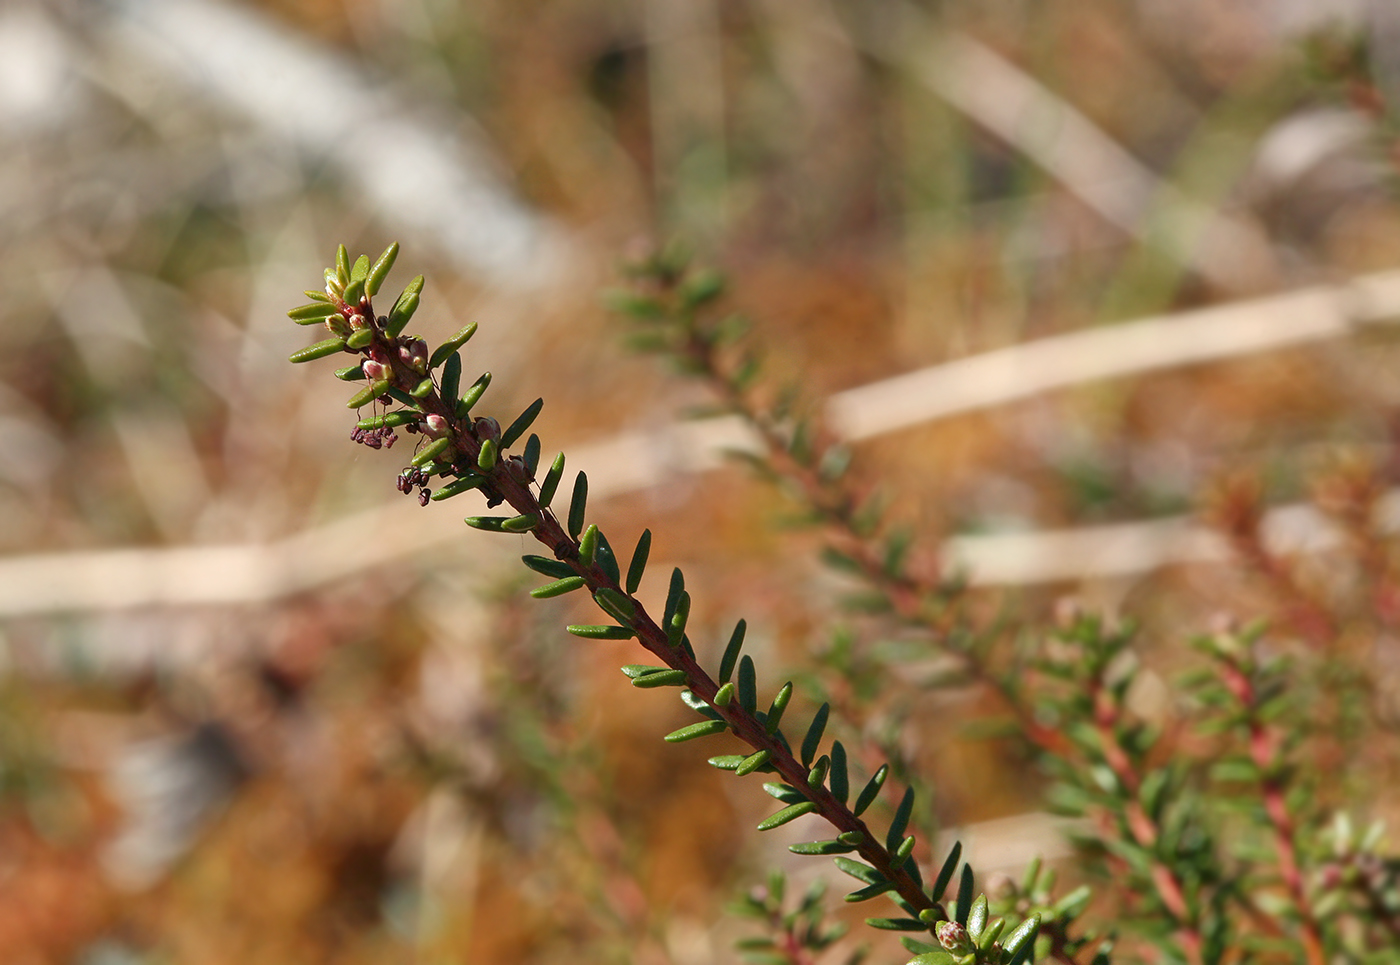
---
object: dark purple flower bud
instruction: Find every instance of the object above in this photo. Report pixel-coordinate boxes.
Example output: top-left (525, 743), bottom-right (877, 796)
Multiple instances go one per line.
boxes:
top-left (418, 489), bottom-right (431, 506)
top-left (474, 416), bottom-right (500, 442)
top-left (506, 454), bottom-right (533, 484)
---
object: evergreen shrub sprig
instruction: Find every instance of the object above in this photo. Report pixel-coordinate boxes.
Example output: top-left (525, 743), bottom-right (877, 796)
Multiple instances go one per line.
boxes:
top-left (289, 244), bottom-right (1400, 964)
top-left (287, 244), bottom-right (1060, 964)
top-left (598, 247), bottom-right (1400, 963)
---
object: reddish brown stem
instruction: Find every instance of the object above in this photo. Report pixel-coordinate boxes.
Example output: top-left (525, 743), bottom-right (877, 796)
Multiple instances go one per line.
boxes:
top-left (1085, 675), bottom-right (1203, 965)
top-left (341, 294), bottom-right (943, 931)
top-left (1219, 658), bottom-right (1327, 965)
top-left (681, 328), bottom-right (1073, 758)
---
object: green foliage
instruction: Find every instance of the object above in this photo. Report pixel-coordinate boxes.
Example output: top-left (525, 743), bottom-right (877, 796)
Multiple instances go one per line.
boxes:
top-left (289, 245), bottom-right (1400, 964)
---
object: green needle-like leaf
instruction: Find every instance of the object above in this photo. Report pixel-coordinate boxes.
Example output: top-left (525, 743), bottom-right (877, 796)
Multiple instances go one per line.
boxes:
top-left (843, 881), bottom-right (895, 903)
top-left (289, 337), bottom-right (347, 363)
top-left (668, 590), bottom-right (690, 646)
top-left (662, 567), bottom-right (685, 628)
top-left (931, 842), bottom-right (962, 902)
top-left (531, 575), bottom-right (586, 598)
top-left (440, 351), bottom-right (461, 406)
top-left (829, 741), bottom-right (849, 805)
top-left (854, 764), bottom-right (888, 817)
top-left (539, 452), bottom-right (565, 507)
top-left (412, 438), bottom-right (451, 466)
top-left (431, 476), bottom-right (485, 501)
top-left (477, 438), bottom-right (498, 471)
top-left (567, 472), bottom-right (588, 539)
top-left (463, 516), bottom-right (510, 532)
top-left (632, 669), bottom-right (688, 688)
top-left (954, 865), bottom-right (974, 926)
top-left (735, 750), bottom-right (771, 776)
top-left (501, 514), bottom-right (538, 533)
top-left (579, 524), bottom-right (599, 566)
top-left (595, 531), bottom-right (622, 585)
top-left (523, 555), bottom-right (574, 579)
top-left (366, 242), bottom-right (398, 296)
top-left (895, 835), bottom-right (916, 864)
top-left (800, 703), bottom-right (829, 768)
top-left (429, 322), bottom-right (479, 370)
top-left (626, 529), bottom-right (651, 594)
top-left (383, 275), bottom-right (424, 336)
top-left (500, 397), bottom-right (543, 449)
top-left (788, 839), bottom-right (857, 856)
top-left (966, 895), bottom-right (988, 940)
top-left (621, 665), bottom-right (666, 679)
top-left (1002, 914), bottom-right (1040, 965)
top-left (757, 801), bottom-right (816, 831)
top-left (887, 786), bottom-right (915, 851)
top-left (350, 253), bottom-right (370, 283)
top-left (459, 371), bottom-right (491, 412)
top-left (385, 291), bottom-right (419, 336)
top-left (737, 656), bottom-right (758, 713)
top-left (664, 720), bottom-right (729, 743)
top-left (594, 587), bottom-right (635, 622)
top-left (288, 302), bottom-right (338, 320)
top-left (765, 681), bottom-right (793, 734)
top-left (346, 380), bottom-right (390, 408)
top-left (357, 410), bottom-right (417, 430)
top-left (719, 619), bottom-right (746, 684)
top-left (565, 624), bottom-right (634, 640)
top-left (762, 782), bottom-right (805, 804)
top-left (864, 918), bottom-right (927, 932)
top-left (834, 857), bottom-right (884, 886)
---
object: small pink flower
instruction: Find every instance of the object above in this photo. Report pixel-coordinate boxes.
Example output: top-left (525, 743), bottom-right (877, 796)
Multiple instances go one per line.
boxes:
top-left (936, 921), bottom-right (972, 954)
top-left (423, 414), bottom-right (449, 438)
top-left (400, 339), bottom-right (429, 373)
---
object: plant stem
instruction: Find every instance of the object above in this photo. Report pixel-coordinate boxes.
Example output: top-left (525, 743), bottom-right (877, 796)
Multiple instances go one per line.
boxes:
top-left (1217, 654), bottom-right (1326, 965)
top-left (344, 291), bottom-right (944, 930)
